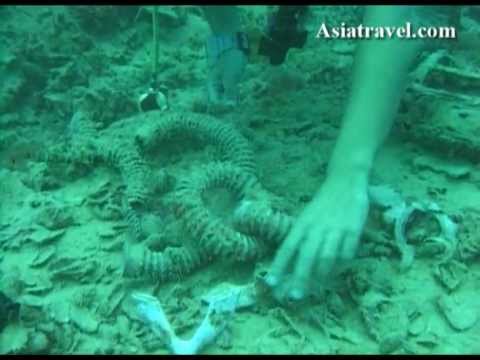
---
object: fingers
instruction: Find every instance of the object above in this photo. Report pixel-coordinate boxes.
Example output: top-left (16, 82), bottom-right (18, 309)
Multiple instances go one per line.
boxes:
top-left (266, 219), bottom-right (306, 287)
top-left (339, 231), bottom-right (359, 260)
top-left (316, 229), bottom-right (344, 282)
top-left (288, 228), bottom-right (326, 299)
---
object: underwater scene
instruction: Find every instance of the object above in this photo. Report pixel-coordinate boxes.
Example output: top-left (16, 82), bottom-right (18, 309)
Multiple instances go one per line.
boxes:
top-left (0, 5), bottom-right (479, 355)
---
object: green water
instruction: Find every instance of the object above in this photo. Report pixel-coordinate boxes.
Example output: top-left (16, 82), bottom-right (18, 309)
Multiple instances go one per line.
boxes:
top-left (0, 5), bottom-right (479, 355)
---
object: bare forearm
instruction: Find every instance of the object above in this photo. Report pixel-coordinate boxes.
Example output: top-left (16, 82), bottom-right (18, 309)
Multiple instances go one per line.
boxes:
top-left (328, 6), bottom-right (424, 180)
top-left (201, 6), bottom-right (241, 34)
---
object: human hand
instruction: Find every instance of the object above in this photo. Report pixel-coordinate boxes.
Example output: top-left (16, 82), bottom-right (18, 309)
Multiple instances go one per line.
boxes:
top-left (207, 47), bottom-right (247, 108)
top-left (265, 172), bottom-right (370, 302)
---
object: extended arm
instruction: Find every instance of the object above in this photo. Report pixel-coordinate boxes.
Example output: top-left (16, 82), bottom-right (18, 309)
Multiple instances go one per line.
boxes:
top-left (267, 6), bottom-right (431, 300)
top-left (329, 5), bottom-right (424, 182)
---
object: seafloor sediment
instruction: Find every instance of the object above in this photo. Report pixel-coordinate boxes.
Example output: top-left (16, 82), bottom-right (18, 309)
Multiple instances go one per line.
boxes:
top-left (0, 5), bottom-right (479, 355)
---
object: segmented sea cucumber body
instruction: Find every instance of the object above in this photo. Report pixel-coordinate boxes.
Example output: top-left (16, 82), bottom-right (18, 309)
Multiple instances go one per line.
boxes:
top-left (134, 111), bottom-right (256, 174)
top-left (233, 200), bottom-right (293, 245)
top-left (175, 162), bottom-right (267, 261)
top-left (97, 139), bottom-right (150, 207)
top-left (123, 240), bottom-right (207, 282)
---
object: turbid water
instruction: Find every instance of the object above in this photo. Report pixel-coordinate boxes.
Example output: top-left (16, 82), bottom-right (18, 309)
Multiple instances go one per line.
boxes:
top-left (0, 5), bottom-right (479, 355)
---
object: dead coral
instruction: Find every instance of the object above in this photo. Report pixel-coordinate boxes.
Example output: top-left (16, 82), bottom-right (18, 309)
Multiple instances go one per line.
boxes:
top-left (86, 181), bottom-right (124, 222)
top-left (68, 6), bottom-right (137, 35)
top-left (359, 290), bottom-right (409, 354)
top-left (457, 210), bottom-right (480, 261)
top-left (98, 138), bottom-right (151, 208)
top-left (20, 162), bottom-right (62, 191)
top-left (76, 82), bottom-right (137, 129)
top-left (398, 52), bottom-right (480, 162)
top-left (47, 255), bottom-right (99, 284)
top-left (0, 323), bottom-right (29, 354)
top-left (35, 201), bottom-right (75, 230)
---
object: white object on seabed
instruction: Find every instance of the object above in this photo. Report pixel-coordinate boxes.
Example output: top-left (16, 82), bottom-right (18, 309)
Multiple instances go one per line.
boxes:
top-left (131, 291), bottom-right (231, 355)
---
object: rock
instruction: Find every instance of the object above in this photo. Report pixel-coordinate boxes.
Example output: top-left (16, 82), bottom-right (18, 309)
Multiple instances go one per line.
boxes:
top-left (36, 204), bottom-right (74, 230)
top-left (20, 162), bottom-right (61, 191)
top-left (201, 282), bottom-right (257, 313)
top-left (0, 291), bottom-right (20, 331)
top-left (408, 312), bottom-right (428, 337)
top-left (413, 156), bottom-right (471, 180)
top-left (102, 283), bottom-right (126, 317)
top-left (433, 260), bottom-right (468, 292)
top-left (28, 330), bottom-right (50, 354)
top-left (368, 185), bottom-right (405, 209)
top-left (0, 324), bottom-right (29, 354)
top-left (360, 290), bottom-right (409, 352)
top-left (46, 300), bottom-right (71, 324)
top-left (70, 304), bottom-right (99, 334)
top-left (18, 294), bottom-right (45, 308)
top-left (437, 292), bottom-right (479, 331)
top-left (414, 331), bottom-right (441, 349)
top-left (27, 227), bottom-right (65, 245)
top-left (30, 246), bottom-right (56, 267)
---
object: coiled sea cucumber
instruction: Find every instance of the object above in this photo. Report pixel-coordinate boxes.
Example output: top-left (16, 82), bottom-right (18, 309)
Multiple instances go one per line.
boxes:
top-left (96, 138), bottom-right (150, 207)
top-left (134, 111), bottom-right (255, 174)
top-left (232, 200), bottom-right (293, 245)
top-left (174, 162), bottom-right (267, 262)
top-left (123, 240), bottom-right (207, 282)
